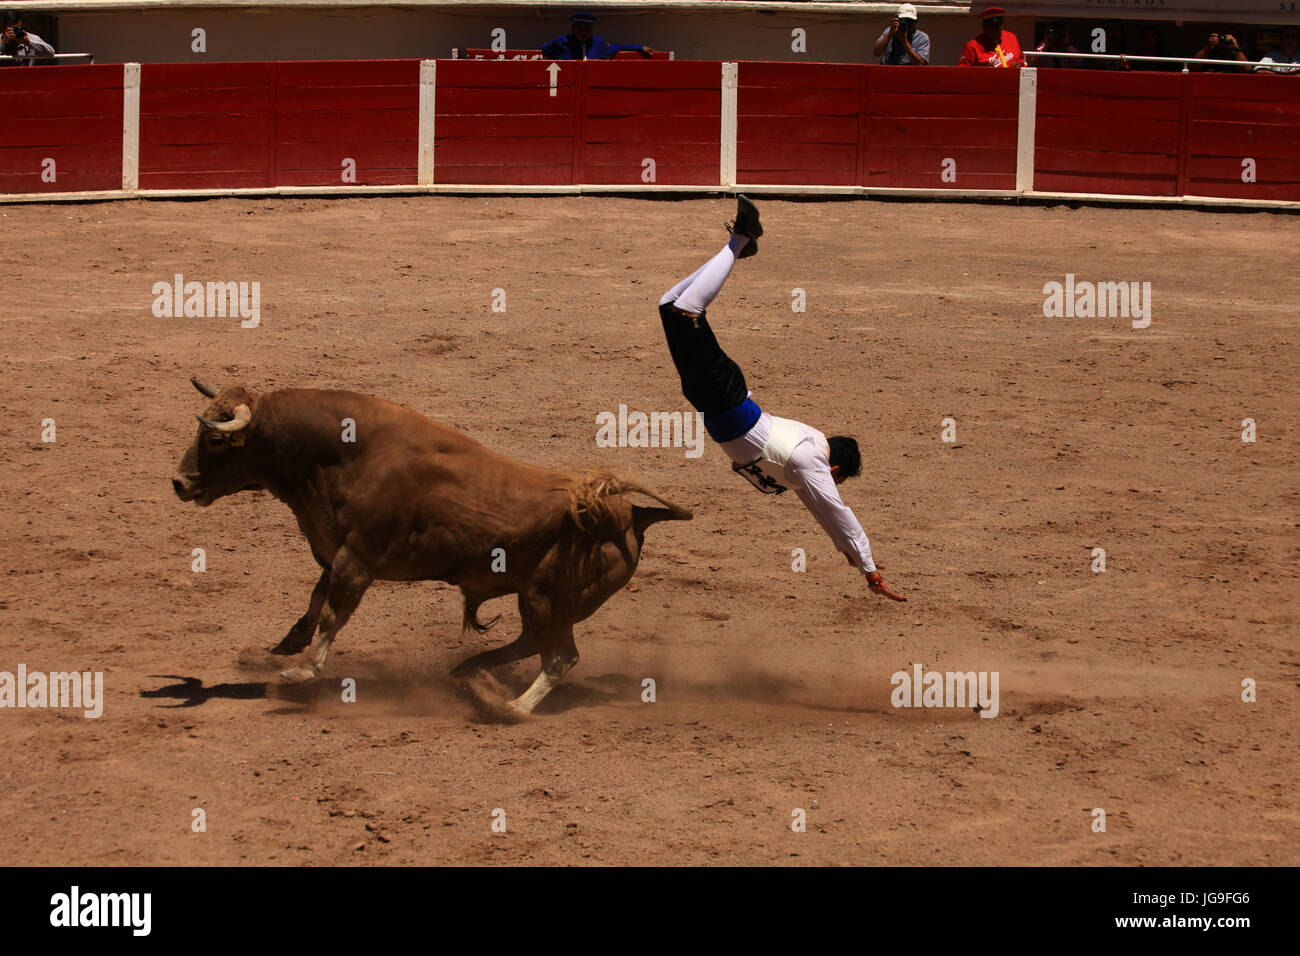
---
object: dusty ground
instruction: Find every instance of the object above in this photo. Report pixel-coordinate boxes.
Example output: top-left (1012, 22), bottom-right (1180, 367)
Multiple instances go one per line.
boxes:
top-left (0, 195), bottom-right (1296, 866)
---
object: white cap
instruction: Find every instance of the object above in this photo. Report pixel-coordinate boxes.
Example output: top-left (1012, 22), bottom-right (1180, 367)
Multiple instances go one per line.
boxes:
top-left (897, 3), bottom-right (918, 19)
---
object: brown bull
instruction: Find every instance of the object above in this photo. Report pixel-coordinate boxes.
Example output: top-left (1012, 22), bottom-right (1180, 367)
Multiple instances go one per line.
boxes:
top-left (172, 379), bottom-right (691, 717)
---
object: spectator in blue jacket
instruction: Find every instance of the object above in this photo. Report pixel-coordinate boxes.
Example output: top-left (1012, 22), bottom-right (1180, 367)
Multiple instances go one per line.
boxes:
top-left (541, 11), bottom-right (655, 60)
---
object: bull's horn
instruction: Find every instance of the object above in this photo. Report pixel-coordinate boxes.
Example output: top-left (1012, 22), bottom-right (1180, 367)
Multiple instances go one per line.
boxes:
top-left (191, 378), bottom-right (218, 398)
top-left (196, 403), bottom-right (252, 433)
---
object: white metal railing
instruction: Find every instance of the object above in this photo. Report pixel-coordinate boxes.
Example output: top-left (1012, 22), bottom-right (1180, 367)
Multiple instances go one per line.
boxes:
top-left (1023, 50), bottom-right (1296, 73)
top-left (1, 53), bottom-right (95, 65)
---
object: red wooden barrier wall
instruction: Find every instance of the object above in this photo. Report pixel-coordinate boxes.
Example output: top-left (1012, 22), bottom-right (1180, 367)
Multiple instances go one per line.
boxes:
top-left (1185, 73), bottom-right (1300, 202)
top-left (737, 62), bottom-right (861, 186)
top-left (1034, 69), bottom-right (1184, 197)
top-left (434, 59), bottom-right (577, 184)
top-left (0, 64), bottom-right (122, 193)
top-left (275, 60), bottom-right (418, 186)
top-left (1, 60), bottom-right (1297, 202)
top-left (581, 60), bottom-right (718, 185)
top-left (140, 62), bottom-right (275, 189)
top-left (864, 67), bottom-right (1019, 190)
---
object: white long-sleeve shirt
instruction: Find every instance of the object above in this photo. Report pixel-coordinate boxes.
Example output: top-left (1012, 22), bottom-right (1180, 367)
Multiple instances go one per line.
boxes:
top-left (719, 411), bottom-right (877, 574)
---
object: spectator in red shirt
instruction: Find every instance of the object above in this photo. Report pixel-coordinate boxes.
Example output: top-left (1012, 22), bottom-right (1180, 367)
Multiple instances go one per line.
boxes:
top-left (958, 7), bottom-right (1025, 68)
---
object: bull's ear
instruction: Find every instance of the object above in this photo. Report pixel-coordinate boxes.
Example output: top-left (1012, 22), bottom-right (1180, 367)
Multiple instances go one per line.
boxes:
top-left (191, 378), bottom-right (218, 398)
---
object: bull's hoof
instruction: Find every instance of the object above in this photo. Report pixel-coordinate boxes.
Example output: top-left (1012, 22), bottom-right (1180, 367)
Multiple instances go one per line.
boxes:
top-left (280, 664), bottom-right (319, 683)
top-left (461, 672), bottom-right (530, 724)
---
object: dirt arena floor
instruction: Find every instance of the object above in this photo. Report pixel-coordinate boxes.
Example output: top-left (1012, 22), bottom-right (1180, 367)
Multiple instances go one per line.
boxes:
top-left (1, 195), bottom-right (1297, 866)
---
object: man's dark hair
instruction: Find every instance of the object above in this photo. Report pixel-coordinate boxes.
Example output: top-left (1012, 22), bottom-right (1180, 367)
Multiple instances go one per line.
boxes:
top-left (827, 436), bottom-right (861, 479)
top-left (2, 10), bottom-right (22, 26)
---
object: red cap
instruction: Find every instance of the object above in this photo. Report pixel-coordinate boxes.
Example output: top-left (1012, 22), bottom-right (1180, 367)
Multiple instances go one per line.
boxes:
top-left (978, 6), bottom-right (1006, 18)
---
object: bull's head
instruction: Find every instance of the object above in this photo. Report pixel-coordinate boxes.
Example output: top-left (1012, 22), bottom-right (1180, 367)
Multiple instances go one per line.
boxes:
top-left (173, 378), bottom-right (262, 507)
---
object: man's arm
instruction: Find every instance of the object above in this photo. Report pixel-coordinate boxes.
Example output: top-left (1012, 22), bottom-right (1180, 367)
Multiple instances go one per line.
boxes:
top-left (873, 24), bottom-right (895, 59)
top-left (907, 31), bottom-right (930, 65)
top-left (787, 443), bottom-right (906, 600)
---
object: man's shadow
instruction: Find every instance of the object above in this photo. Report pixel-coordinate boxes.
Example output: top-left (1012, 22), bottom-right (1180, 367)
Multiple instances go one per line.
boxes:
top-left (140, 675), bottom-right (327, 709)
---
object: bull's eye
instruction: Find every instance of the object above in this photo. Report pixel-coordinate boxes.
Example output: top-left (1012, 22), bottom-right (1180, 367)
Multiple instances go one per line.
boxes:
top-left (206, 432), bottom-right (228, 447)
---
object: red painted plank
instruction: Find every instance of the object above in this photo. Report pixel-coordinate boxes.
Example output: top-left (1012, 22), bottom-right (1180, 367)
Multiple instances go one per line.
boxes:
top-left (144, 63), bottom-right (276, 88)
top-left (276, 85), bottom-right (417, 111)
top-left (1038, 69), bottom-right (1184, 98)
top-left (738, 86), bottom-right (860, 117)
top-left (866, 145), bottom-right (1016, 177)
top-left (738, 141), bottom-right (858, 172)
top-left (1036, 90), bottom-right (1182, 121)
top-left (736, 114), bottom-right (859, 144)
top-left (867, 117), bottom-right (1018, 150)
top-left (276, 59), bottom-right (419, 87)
top-left (585, 60), bottom-right (719, 87)
top-left (869, 92), bottom-right (1020, 119)
top-left (583, 163), bottom-right (717, 185)
top-left (141, 87), bottom-right (276, 114)
top-left (433, 164), bottom-right (573, 185)
top-left (1036, 117), bottom-right (1180, 154)
top-left (2, 116), bottom-right (121, 148)
top-left (141, 113), bottom-right (273, 146)
top-left (0, 89), bottom-right (122, 119)
top-left (1035, 146), bottom-right (1179, 177)
top-left (737, 166), bottom-right (858, 187)
top-left (736, 62), bottom-right (861, 90)
top-left (1187, 120), bottom-right (1300, 156)
top-left (436, 114), bottom-right (573, 138)
top-left (277, 140), bottom-right (417, 170)
top-left (583, 141), bottom-right (717, 164)
top-left (1034, 171), bottom-right (1176, 196)
top-left (868, 65), bottom-right (1017, 94)
top-left (277, 109), bottom-right (417, 142)
top-left (436, 140), bottom-right (574, 167)
top-left (0, 64), bottom-right (122, 93)
top-left (0, 169), bottom-right (120, 192)
top-left (140, 142), bottom-right (271, 175)
top-left (584, 114), bottom-right (718, 143)
top-left (583, 88), bottom-right (717, 114)
top-left (140, 170), bottom-right (273, 190)
top-left (436, 87), bottom-right (576, 114)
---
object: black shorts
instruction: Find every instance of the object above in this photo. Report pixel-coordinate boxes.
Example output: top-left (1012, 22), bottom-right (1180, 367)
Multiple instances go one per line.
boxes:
top-left (658, 301), bottom-right (750, 416)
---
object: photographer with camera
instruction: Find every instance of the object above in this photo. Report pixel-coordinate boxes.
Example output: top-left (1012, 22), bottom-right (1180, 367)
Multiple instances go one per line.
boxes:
top-left (2, 10), bottom-right (55, 64)
top-left (872, 4), bottom-right (930, 66)
top-left (1192, 28), bottom-right (1249, 73)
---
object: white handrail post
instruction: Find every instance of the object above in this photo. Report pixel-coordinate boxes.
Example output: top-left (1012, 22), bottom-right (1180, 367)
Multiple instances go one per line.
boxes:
top-left (720, 61), bottom-right (738, 188)
top-left (1016, 66), bottom-right (1037, 195)
top-left (122, 62), bottom-right (140, 192)
top-left (418, 59), bottom-right (436, 187)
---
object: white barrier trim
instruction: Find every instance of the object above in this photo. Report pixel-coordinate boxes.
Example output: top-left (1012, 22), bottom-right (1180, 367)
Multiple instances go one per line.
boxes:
top-left (720, 62), bottom-right (738, 188)
top-left (5, 184), bottom-right (1296, 212)
top-left (1016, 67), bottom-right (1036, 195)
top-left (121, 61), bottom-right (140, 191)
top-left (418, 59), bottom-right (436, 186)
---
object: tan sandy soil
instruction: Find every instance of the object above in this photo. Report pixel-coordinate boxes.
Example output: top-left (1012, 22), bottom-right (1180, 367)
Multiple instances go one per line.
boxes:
top-left (0, 195), bottom-right (1296, 865)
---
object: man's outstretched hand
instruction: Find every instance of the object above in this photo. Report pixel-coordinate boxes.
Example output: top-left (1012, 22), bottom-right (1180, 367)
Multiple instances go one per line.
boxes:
top-left (866, 570), bottom-right (907, 602)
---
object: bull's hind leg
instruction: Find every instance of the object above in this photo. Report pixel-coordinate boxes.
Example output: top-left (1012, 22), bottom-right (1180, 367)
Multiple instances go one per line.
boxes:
top-left (281, 548), bottom-right (371, 683)
top-left (508, 627), bottom-right (578, 717)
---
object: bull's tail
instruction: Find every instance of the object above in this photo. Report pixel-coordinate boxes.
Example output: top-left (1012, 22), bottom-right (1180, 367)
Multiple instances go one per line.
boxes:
top-left (566, 470), bottom-right (692, 535)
